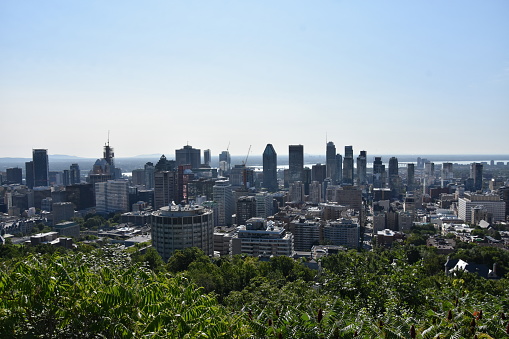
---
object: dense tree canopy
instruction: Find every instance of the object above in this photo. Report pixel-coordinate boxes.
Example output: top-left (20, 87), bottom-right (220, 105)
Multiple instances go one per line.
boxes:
top-left (1, 243), bottom-right (508, 338)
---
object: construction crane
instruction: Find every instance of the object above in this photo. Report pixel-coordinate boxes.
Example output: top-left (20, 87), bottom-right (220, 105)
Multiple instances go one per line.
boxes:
top-left (243, 145), bottom-right (251, 166)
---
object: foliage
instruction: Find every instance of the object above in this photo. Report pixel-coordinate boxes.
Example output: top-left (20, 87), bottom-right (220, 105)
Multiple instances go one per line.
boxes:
top-left (1, 243), bottom-right (508, 337)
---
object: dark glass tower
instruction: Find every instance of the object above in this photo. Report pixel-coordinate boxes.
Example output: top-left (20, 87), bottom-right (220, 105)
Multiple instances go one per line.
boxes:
top-left (25, 161), bottom-right (34, 188)
top-left (407, 163), bottom-right (415, 191)
top-left (288, 145), bottom-right (304, 183)
top-left (373, 157), bottom-right (385, 188)
top-left (70, 163), bottom-right (81, 185)
top-left (326, 142), bottom-right (337, 183)
top-left (33, 149), bottom-right (49, 187)
top-left (262, 144), bottom-right (278, 192)
top-left (470, 163), bottom-right (483, 191)
top-left (175, 145), bottom-right (201, 169)
top-left (388, 157), bottom-right (399, 177)
top-left (342, 145), bottom-right (354, 185)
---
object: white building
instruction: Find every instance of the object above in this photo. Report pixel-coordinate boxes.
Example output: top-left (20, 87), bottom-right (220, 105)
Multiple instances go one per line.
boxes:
top-left (230, 218), bottom-right (294, 257)
top-left (95, 180), bottom-right (129, 214)
top-left (458, 193), bottom-right (506, 223)
top-left (213, 180), bottom-right (234, 226)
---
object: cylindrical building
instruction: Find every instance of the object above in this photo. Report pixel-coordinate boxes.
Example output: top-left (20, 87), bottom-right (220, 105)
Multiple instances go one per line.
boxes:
top-left (151, 205), bottom-right (214, 261)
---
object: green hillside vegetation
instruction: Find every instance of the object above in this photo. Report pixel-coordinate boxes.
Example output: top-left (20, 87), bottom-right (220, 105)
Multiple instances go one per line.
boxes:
top-left (1, 242), bottom-right (508, 338)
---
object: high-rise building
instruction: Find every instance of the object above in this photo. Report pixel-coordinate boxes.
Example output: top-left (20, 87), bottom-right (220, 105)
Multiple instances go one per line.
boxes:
top-left (25, 161), bottom-right (34, 189)
top-left (388, 157), bottom-right (398, 177)
top-left (373, 157), bottom-right (385, 188)
top-left (326, 142), bottom-right (337, 183)
top-left (154, 170), bottom-right (177, 209)
top-left (218, 150), bottom-right (231, 175)
top-left (470, 163), bottom-right (483, 191)
top-left (262, 144), bottom-right (278, 192)
top-left (336, 154), bottom-right (343, 183)
top-left (95, 180), bottom-right (129, 214)
top-left (356, 151), bottom-right (367, 185)
top-left (289, 181), bottom-right (305, 203)
top-left (407, 163), bottom-right (415, 191)
top-left (442, 162), bottom-right (454, 188)
top-left (151, 205), bottom-right (214, 261)
top-left (309, 181), bottom-right (322, 204)
top-left (388, 157), bottom-right (401, 198)
top-left (6, 168), bottom-right (22, 185)
top-left (213, 180), bottom-right (234, 226)
top-left (175, 145), bottom-right (201, 169)
top-left (342, 146), bottom-right (354, 186)
top-left (236, 196), bottom-right (257, 225)
top-left (311, 164), bottom-right (327, 183)
top-left (288, 145), bottom-right (304, 183)
top-left (144, 162), bottom-right (155, 189)
top-left (203, 149), bottom-right (211, 166)
top-left (131, 169), bottom-right (145, 186)
top-left (33, 149), bottom-right (49, 187)
top-left (70, 163), bottom-right (81, 185)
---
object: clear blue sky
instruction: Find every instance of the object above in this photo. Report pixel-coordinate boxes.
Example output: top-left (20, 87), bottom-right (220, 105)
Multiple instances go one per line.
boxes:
top-left (1, 1), bottom-right (508, 158)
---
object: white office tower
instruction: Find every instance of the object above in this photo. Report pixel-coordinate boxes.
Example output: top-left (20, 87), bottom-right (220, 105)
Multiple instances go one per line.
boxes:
top-left (213, 180), bottom-right (234, 226)
top-left (95, 180), bottom-right (129, 214)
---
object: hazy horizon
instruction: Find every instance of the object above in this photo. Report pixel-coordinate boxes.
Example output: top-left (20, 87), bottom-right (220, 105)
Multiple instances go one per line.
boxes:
top-left (1, 1), bottom-right (508, 157)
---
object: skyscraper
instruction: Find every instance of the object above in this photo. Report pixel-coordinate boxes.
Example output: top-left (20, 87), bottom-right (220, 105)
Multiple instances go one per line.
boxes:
top-left (342, 146), bottom-right (354, 186)
top-left (326, 142), bottom-right (337, 183)
top-left (388, 157), bottom-right (401, 198)
top-left (356, 151), bottom-right (367, 185)
top-left (25, 161), bottom-right (34, 189)
top-left (33, 149), bottom-right (49, 187)
top-left (262, 144), bottom-right (278, 192)
top-left (288, 145), bottom-right (304, 184)
top-left (373, 157), bottom-right (385, 188)
top-left (388, 157), bottom-right (398, 177)
top-left (203, 149), bottom-right (211, 167)
top-left (70, 163), bottom-right (81, 185)
top-left (407, 163), bottom-right (415, 191)
top-left (6, 168), bottom-right (22, 185)
top-left (442, 162), bottom-right (453, 188)
top-left (154, 170), bottom-right (177, 209)
top-left (470, 163), bottom-right (483, 191)
top-left (175, 145), bottom-right (201, 169)
top-left (213, 180), bottom-right (234, 226)
top-left (219, 150), bottom-right (231, 172)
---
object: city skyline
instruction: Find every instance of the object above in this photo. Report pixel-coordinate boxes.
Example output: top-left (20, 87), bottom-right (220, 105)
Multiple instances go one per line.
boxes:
top-left (1, 1), bottom-right (508, 158)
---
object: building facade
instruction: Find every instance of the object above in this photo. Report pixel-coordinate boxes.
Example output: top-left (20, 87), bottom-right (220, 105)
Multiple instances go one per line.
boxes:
top-left (151, 205), bottom-right (214, 261)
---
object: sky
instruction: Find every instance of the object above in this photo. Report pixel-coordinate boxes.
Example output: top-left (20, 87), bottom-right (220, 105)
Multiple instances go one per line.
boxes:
top-left (1, 1), bottom-right (508, 159)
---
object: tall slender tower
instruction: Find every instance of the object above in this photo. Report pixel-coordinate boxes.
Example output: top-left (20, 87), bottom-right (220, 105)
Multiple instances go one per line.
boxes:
top-left (262, 144), bottom-right (278, 192)
top-left (470, 163), bottom-right (483, 191)
top-left (373, 157), bottom-right (385, 188)
top-left (356, 150), bottom-right (367, 185)
top-left (32, 149), bottom-right (49, 187)
top-left (70, 163), bottom-right (81, 185)
top-left (326, 142), bottom-right (337, 183)
top-left (288, 145), bottom-right (304, 184)
top-left (342, 146), bottom-right (354, 185)
top-left (203, 149), bottom-right (211, 167)
top-left (407, 163), bottom-right (415, 191)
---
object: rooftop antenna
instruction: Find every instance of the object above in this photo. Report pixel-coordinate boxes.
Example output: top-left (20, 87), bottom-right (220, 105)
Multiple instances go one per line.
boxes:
top-left (107, 130), bottom-right (110, 146)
